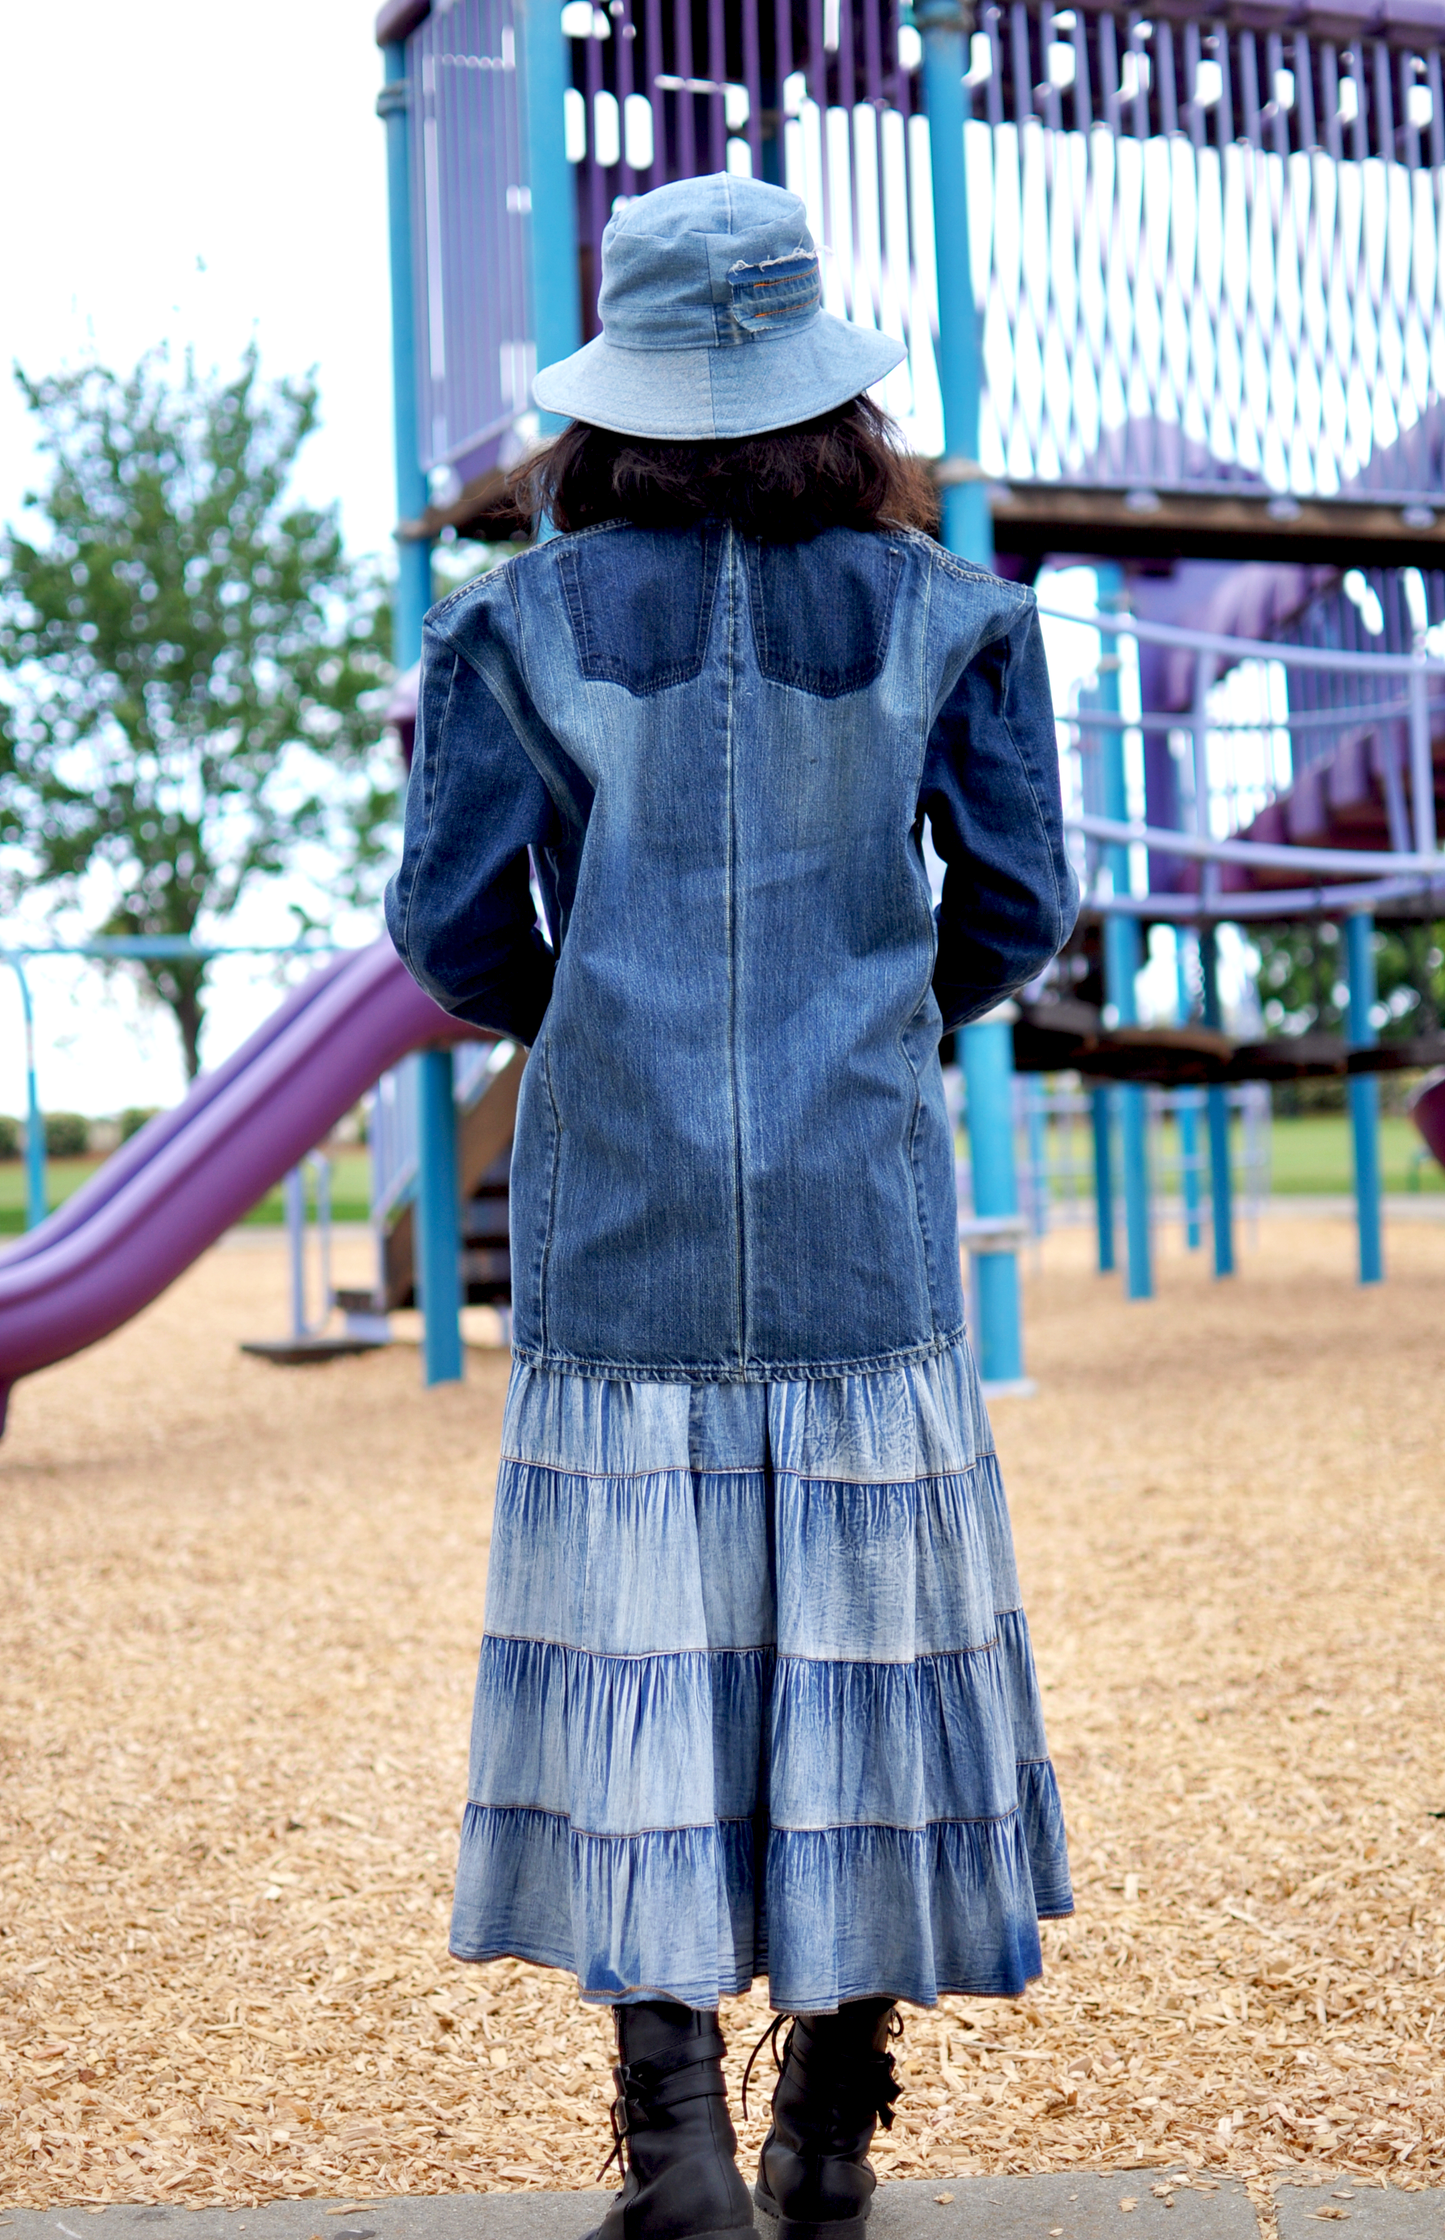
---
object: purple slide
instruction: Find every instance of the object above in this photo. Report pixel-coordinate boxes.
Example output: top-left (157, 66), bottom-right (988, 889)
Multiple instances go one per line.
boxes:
top-left (0, 939), bottom-right (481, 1432)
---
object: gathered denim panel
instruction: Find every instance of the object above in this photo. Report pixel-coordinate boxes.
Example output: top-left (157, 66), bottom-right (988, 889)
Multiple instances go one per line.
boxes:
top-left (761, 1807), bottom-right (1049, 2010)
top-left (450, 1349), bottom-right (1071, 2009)
top-left (452, 1808), bottom-right (764, 2007)
top-left (470, 1638), bottom-right (771, 1832)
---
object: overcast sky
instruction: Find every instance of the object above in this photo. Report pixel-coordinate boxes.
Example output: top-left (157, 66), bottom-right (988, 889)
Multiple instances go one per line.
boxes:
top-left (0, 1), bottom-right (401, 1117)
top-left (0, 9), bottom-right (1210, 1121)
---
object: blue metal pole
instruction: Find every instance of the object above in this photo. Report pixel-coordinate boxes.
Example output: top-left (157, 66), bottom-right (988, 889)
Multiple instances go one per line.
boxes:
top-left (918, 1), bottom-right (991, 561)
top-left (919, 0), bottom-right (1025, 1389)
top-left (961, 1020), bottom-right (1026, 1389)
top-left (522, 0), bottom-right (582, 430)
top-left (1175, 932), bottom-right (1203, 1250)
top-left (378, 43), bottom-right (433, 672)
top-left (1095, 565), bottom-right (1152, 1300)
top-left (1199, 924), bottom-right (1235, 1277)
top-left (1091, 1084), bottom-right (1115, 1271)
top-left (7, 958), bottom-right (47, 1230)
top-left (285, 1166), bottom-right (308, 1339)
top-left (414, 1049), bottom-right (464, 1383)
top-left (380, 36), bottom-right (459, 1384)
top-left (1346, 911), bottom-right (1383, 1285)
top-left (1025, 1075), bottom-right (1048, 1237)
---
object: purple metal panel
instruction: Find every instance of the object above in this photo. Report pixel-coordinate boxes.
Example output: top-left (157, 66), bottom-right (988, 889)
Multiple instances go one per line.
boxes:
top-left (407, 0), bottom-right (532, 480)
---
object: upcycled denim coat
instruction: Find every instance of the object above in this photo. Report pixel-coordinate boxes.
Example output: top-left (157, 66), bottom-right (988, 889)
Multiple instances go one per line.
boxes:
top-left (386, 520), bottom-right (1076, 1383)
top-left (387, 520), bottom-right (1078, 2009)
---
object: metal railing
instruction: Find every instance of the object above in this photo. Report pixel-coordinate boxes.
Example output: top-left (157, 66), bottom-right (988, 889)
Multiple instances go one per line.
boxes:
top-left (1046, 597), bottom-right (1445, 916)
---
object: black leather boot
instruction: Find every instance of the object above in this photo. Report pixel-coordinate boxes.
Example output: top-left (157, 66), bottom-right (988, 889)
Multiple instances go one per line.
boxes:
top-left (583, 1999), bottom-right (756, 2240)
top-left (749, 2002), bottom-right (902, 2240)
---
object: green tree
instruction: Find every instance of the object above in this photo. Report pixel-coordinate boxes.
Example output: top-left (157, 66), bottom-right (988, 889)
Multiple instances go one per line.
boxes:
top-left (0, 347), bottom-right (395, 1076)
top-left (1254, 919), bottom-right (1445, 1041)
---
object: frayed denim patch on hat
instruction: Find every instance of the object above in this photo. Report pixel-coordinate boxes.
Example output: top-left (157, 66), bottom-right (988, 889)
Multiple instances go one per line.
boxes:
top-left (728, 251), bottom-right (821, 334)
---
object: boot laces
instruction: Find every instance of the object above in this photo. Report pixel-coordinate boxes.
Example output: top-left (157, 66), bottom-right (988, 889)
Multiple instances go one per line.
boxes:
top-left (741, 2009), bottom-right (904, 2131)
top-left (596, 2046), bottom-right (725, 2183)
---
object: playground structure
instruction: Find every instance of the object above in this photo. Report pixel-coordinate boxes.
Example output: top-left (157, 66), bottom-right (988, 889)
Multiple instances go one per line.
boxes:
top-left (3, 0), bottom-right (1445, 1425)
top-left (368, 0), bottom-right (1445, 1383)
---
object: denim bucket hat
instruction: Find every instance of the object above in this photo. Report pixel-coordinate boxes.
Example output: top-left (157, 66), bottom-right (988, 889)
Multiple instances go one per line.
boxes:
top-left (531, 174), bottom-right (906, 440)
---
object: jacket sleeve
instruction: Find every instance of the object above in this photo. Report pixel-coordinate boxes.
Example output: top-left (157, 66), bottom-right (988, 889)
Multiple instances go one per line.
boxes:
top-left (919, 595), bottom-right (1079, 1031)
top-left (384, 617), bottom-right (560, 1044)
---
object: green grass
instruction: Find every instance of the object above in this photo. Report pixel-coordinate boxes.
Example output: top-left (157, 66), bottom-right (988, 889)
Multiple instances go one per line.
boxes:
top-left (0, 1148), bottom-right (373, 1235)
top-left (2, 1114), bottom-right (1439, 1240)
top-left (1267, 1112), bottom-right (1443, 1195)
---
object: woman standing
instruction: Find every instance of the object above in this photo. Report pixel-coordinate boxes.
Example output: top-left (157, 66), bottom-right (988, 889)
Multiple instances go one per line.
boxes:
top-left (388, 175), bottom-right (1075, 2240)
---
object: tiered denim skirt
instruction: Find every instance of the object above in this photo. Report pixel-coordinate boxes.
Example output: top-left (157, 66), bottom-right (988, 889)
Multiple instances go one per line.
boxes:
top-left (449, 1339), bottom-right (1071, 2012)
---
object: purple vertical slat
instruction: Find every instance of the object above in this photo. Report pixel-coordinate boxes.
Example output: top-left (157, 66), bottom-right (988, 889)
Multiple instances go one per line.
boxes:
top-left (617, 0), bottom-right (637, 197)
top-left (887, 0), bottom-right (909, 114)
top-left (646, 0), bottom-right (665, 184)
top-left (1073, 3), bottom-right (1092, 134)
top-left (1215, 27), bottom-right (1234, 150)
top-left (1429, 50), bottom-right (1445, 170)
top-left (1155, 19), bottom-right (1176, 139)
top-left (742, 0), bottom-right (764, 175)
top-left (1238, 31), bottom-right (1261, 150)
top-left (837, 0), bottom-right (861, 316)
top-left (1010, 3), bottom-right (1033, 127)
top-left (708, 0), bottom-right (727, 173)
top-left (1183, 21), bottom-right (1203, 150)
top-left (675, 0), bottom-right (697, 177)
top-left (1294, 30), bottom-right (1316, 154)
top-left (1096, 10), bottom-right (1119, 141)
top-left (1399, 47), bottom-right (1420, 170)
top-left (1348, 46), bottom-right (1367, 163)
top-left (1040, 2), bottom-right (1063, 132)
top-left (1321, 41), bottom-right (1342, 162)
top-left (807, 0), bottom-right (834, 278)
top-left (1373, 39), bottom-right (1394, 163)
top-left (586, 23), bottom-right (608, 284)
top-left (1266, 32), bottom-right (1288, 158)
top-left (1127, 14), bottom-right (1148, 140)
top-left (985, 3), bottom-right (1005, 129)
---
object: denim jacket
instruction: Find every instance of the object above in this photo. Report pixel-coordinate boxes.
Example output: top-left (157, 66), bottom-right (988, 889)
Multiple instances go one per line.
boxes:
top-left (386, 521), bottom-right (1076, 1381)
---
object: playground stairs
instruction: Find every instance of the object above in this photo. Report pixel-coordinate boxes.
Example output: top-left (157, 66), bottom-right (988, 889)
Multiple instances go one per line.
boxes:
top-left (1226, 718), bottom-right (1445, 892)
top-left (10, 2178), bottom-right (1442, 2240)
top-left (380, 1045), bottom-right (526, 1313)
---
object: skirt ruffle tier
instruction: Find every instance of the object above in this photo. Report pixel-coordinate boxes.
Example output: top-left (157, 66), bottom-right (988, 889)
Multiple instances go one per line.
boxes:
top-left (450, 1340), bottom-right (1071, 2011)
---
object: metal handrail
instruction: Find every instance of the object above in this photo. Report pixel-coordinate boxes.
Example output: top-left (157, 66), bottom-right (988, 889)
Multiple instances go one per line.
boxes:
top-left (1071, 813), bottom-right (1445, 878)
top-left (1037, 601), bottom-right (1445, 678)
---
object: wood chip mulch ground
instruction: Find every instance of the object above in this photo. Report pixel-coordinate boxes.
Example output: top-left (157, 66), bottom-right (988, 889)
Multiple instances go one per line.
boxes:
top-left (1, 1215), bottom-right (1442, 2211)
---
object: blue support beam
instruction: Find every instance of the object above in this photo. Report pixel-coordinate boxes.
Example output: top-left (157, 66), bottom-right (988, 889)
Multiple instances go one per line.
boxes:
top-left (414, 1050), bottom-right (464, 1384)
top-left (919, 0), bottom-right (1026, 1391)
top-left (1175, 935), bottom-right (1203, 1250)
top-left (1091, 1085), bottom-right (1115, 1272)
top-left (962, 1019), bottom-right (1027, 1389)
top-left (1094, 565), bottom-right (1152, 1300)
top-left (1199, 925), bottom-right (1235, 1278)
top-left (380, 36), bottom-right (460, 1385)
top-left (7, 958), bottom-right (47, 1230)
top-left (378, 43), bottom-right (433, 673)
top-left (523, 0), bottom-right (582, 433)
top-left (1346, 911), bottom-right (1384, 1285)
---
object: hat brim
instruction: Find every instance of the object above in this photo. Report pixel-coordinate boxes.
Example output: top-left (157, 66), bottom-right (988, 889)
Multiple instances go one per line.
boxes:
top-left (532, 313), bottom-right (907, 441)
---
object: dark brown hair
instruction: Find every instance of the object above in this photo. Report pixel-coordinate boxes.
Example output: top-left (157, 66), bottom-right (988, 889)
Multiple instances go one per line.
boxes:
top-left (484, 394), bottom-right (938, 545)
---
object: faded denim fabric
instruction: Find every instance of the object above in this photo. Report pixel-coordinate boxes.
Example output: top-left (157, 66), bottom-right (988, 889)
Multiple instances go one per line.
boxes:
top-left (386, 521), bottom-right (1077, 1382)
top-left (448, 1344), bottom-right (1072, 2011)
